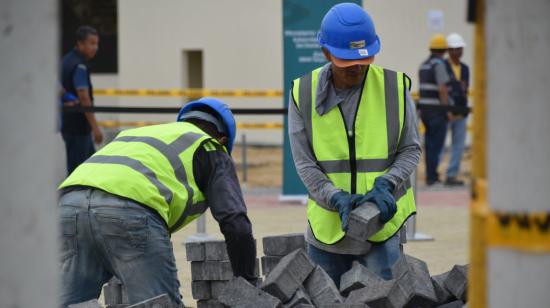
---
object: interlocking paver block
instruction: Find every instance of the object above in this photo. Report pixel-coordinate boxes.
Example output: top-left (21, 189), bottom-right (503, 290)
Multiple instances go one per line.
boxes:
top-left (263, 234), bottom-right (306, 256)
top-left (185, 241), bottom-right (205, 261)
top-left (191, 280), bottom-right (211, 300)
top-left (196, 299), bottom-right (224, 308)
top-left (320, 304), bottom-right (370, 308)
top-left (444, 265), bottom-right (468, 301)
top-left (191, 261), bottom-right (234, 281)
top-left (345, 279), bottom-right (408, 308)
top-left (218, 276), bottom-right (282, 308)
top-left (262, 249), bottom-right (315, 302)
top-left (432, 272), bottom-right (454, 304)
top-left (346, 203), bottom-right (384, 242)
top-left (209, 280), bottom-right (228, 299)
top-left (397, 255), bottom-right (438, 307)
top-left (262, 255), bottom-right (283, 277)
top-left (68, 299), bottom-right (102, 308)
top-left (283, 287), bottom-right (311, 308)
top-left (437, 300), bottom-right (465, 308)
top-left (126, 294), bottom-right (172, 308)
top-left (340, 261), bottom-right (385, 296)
top-left (204, 240), bottom-right (229, 261)
top-left (304, 265), bottom-right (343, 306)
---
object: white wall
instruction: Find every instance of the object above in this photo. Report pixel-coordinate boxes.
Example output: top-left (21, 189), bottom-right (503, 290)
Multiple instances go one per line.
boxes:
top-left (107, 0), bottom-right (473, 144)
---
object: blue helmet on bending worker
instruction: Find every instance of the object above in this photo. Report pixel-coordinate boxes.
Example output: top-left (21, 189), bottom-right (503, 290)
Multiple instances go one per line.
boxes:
top-left (177, 97), bottom-right (237, 154)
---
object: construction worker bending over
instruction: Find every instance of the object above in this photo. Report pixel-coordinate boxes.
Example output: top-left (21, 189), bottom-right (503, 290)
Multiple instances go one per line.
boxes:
top-left (288, 3), bottom-right (420, 287)
top-left (57, 98), bottom-right (256, 307)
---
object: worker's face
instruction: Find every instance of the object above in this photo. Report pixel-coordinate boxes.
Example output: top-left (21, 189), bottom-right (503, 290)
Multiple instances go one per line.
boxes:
top-left (448, 47), bottom-right (463, 60)
top-left (323, 48), bottom-right (369, 88)
top-left (77, 34), bottom-right (99, 60)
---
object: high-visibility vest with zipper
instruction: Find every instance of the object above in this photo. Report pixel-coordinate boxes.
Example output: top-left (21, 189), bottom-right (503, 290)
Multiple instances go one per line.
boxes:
top-left (292, 64), bottom-right (416, 244)
top-left (59, 122), bottom-right (221, 233)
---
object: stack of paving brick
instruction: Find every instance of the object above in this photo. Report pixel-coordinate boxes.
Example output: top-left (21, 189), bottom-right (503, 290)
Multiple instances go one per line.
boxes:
top-left (186, 239), bottom-right (260, 308)
top-left (261, 233), bottom-right (306, 277)
top-left (342, 255), bottom-right (469, 308)
top-left (103, 277), bottom-right (129, 308)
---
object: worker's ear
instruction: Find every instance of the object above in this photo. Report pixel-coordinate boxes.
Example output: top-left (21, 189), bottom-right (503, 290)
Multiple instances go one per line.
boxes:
top-left (217, 136), bottom-right (228, 146)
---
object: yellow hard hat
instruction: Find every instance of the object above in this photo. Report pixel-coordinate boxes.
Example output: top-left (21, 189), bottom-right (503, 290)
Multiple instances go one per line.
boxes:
top-left (429, 34), bottom-right (448, 49)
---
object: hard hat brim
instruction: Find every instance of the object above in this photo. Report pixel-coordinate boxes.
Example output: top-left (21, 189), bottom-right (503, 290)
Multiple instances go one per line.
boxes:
top-left (330, 54), bottom-right (375, 68)
top-left (320, 33), bottom-right (381, 63)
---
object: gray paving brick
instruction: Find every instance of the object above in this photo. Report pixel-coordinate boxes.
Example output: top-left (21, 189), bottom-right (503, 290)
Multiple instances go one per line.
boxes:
top-left (345, 279), bottom-right (408, 308)
top-left (218, 276), bottom-right (282, 308)
top-left (294, 305), bottom-right (315, 308)
top-left (320, 304), bottom-right (370, 308)
top-left (191, 280), bottom-right (211, 300)
top-left (68, 299), bottom-right (102, 308)
top-left (444, 265), bottom-right (468, 301)
top-left (339, 262), bottom-right (385, 296)
top-left (191, 261), bottom-right (234, 281)
top-left (304, 265), bottom-right (343, 306)
top-left (262, 249), bottom-right (315, 302)
top-left (185, 241), bottom-right (205, 261)
top-left (346, 203), bottom-right (384, 242)
top-left (126, 294), bottom-right (172, 308)
top-left (263, 233), bottom-right (306, 256)
top-left (432, 272), bottom-right (454, 304)
top-left (437, 300), bottom-right (465, 308)
top-left (209, 280), bottom-right (229, 299)
top-left (283, 287), bottom-right (311, 308)
top-left (204, 240), bottom-right (229, 261)
top-left (196, 299), bottom-right (224, 308)
top-left (397, 255), bottom-right (438, 308)
top-left (262, 255), bottom-right (283, 277)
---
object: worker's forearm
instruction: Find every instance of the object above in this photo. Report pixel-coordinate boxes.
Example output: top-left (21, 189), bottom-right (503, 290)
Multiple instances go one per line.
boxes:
top-left (439, 85), bottom-right (449, 105)
top-left (77, 91), bottom-right (99, 131)
top-left (224, 230), bottom-right (257, 281)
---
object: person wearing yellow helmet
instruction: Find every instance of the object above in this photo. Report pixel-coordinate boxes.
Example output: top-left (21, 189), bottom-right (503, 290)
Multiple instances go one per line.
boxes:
top-left (418, 33), bottom-right (452, 186)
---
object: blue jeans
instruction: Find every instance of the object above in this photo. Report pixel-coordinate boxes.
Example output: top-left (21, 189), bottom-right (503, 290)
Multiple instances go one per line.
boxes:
top-left (61, 132), bottom-right (95, 175)
top-left (446, 117), bottom-right (467, 178)
top-left (307, 234), bottom-right (401, 288)
top-left (58, 188), bottom-right (183, 308)
top-left (421, 115), bottom-right (448, 183)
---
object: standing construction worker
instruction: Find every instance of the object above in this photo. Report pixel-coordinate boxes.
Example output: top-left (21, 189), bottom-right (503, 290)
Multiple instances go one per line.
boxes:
top-left (288, 3), bottom-right (420, 286)
top-left (418, 34), bottom-right (451, 186)
top-left (60, 26), bottom-right (103, 174)
top-left (57, 98), bottom-right (256, 307)
top-left (443, 33), bottom-right (470, 186)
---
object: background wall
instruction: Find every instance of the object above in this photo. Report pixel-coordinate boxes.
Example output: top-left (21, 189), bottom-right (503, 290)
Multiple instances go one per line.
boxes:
top-left (92, 0), bottom-right (473, 145)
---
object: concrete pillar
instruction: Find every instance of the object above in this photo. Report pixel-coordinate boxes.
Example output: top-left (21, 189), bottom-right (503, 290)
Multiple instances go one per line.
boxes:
top-left (0, 0), bottom-right (59, 307)
top-left (486, 0), bottom-right (550, 307)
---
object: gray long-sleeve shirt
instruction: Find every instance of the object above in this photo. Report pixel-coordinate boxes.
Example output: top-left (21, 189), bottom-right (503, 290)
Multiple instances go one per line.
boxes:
top-left (288, 63), bottom-right (421, 254)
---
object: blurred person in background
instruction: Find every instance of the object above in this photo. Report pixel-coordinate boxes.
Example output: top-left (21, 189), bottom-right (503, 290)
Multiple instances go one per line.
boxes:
top-left (289, 3), bottom-right (420, 286)
top-left (60, 26), bottom-right (103, 174)
top-left (418, 34), bottom-right (452, 186)
top-left (443, 33), bottom-right (470, 186)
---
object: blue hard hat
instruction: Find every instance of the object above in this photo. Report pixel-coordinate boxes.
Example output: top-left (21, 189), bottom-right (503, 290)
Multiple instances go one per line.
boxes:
top-left (318, 3), bottom-right (380, 60)
top-left (177, 97), bottom-right (236, 154)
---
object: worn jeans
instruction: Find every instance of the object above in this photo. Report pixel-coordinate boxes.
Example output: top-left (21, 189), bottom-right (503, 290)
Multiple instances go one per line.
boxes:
top-left (446, 117), bottom-right (467, 178)
top-left (307, 233), bottom-right (401, 288)
top-left (58, 188), bottom-right (183, 308)
top-left (421, 114), bottom-right (448, 183)
top-left (61, 132), bottom-right (95, 175)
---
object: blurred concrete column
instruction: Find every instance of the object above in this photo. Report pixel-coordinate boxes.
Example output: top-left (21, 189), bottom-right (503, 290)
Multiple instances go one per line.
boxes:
top-left (487, 0), bottom-right (550, 306)
top-left (0, 0), bottom-right (59, 307)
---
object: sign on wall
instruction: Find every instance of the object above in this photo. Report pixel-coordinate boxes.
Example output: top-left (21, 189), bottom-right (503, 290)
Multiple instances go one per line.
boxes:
top-left (282, 0), bottom-right (362, 197)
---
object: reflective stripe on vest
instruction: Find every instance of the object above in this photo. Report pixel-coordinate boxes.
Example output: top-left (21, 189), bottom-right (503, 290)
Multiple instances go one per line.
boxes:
top-left (293, 64), bottom-right (416, 244)
top-left (419, 56), bottom-right (443, 104)
top-left (59, 122), bottom-right (214, 233)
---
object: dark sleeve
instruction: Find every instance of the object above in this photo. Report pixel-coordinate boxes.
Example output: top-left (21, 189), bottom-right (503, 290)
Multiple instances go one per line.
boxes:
top-left (193, 142), bottom-right (257, 280)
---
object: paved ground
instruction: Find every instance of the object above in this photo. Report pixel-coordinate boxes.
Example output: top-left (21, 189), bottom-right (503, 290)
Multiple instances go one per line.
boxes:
top-left (170, 186), bottom-right (470, 307)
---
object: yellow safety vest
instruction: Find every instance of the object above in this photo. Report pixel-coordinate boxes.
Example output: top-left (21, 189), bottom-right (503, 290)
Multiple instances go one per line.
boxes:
top-left (292, 64), bottom-right (416, 244)
top-left (59, 122), bottom-right (222, 233)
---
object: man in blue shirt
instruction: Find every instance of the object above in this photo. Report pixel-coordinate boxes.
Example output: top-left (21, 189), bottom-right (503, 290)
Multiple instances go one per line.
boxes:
top-left (60, 26), bottom-right (103, 174)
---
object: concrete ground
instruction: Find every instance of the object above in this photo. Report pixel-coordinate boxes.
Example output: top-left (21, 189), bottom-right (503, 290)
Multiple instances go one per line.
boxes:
top-left (171, 186), bottom-right (470, 307)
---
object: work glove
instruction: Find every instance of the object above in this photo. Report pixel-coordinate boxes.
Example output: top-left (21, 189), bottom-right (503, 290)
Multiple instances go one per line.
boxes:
top-left (330, 191), bottom-right (363, 231)
top-left (361, 177), bottom-right (397, 223)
